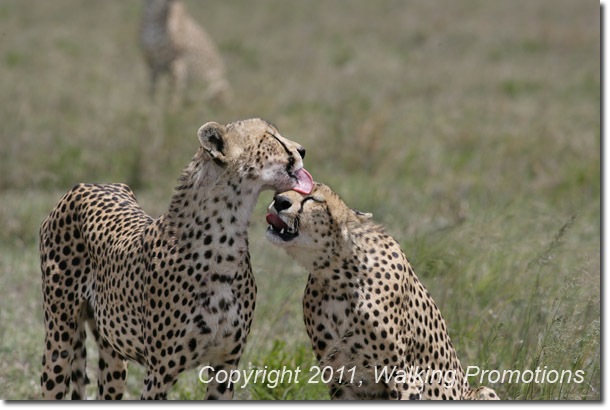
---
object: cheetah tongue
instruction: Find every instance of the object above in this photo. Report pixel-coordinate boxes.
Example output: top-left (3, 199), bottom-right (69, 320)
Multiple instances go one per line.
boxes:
top-left (266, 214), bottom-right (288, 230)
top-left (293, 168), bottom-right (313, 195)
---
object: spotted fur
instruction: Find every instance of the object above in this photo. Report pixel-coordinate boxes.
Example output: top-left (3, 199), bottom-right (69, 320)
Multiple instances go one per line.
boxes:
top-left (40, 118), bottom-right (306, 400)
top-left (265, 183), bottom-right (499, 400)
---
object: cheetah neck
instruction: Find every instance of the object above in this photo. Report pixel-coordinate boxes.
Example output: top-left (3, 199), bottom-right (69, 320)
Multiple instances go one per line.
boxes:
top-left (289, 223), bottom-right (388, 277)
top-left (163, 158), bottom-right (260, 255)
top-left (301, 223), bottom-right (423, 289)
top-left (348, 225), bottom-right (424, 288)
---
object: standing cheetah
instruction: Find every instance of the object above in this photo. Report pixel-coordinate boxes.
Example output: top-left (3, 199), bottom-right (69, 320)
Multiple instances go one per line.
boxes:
top-left (39, 118), bottom-right (312, 400)
top-left (140, 0), bottom-right (232, 105)
top-left (265, 183), bottom-right (499, 400)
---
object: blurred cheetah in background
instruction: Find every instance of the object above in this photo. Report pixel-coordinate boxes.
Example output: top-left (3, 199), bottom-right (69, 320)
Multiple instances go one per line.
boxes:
top-left (140, 0), bottom-right (232, 105)
top-left (265, 183), bottom-right (500, 400)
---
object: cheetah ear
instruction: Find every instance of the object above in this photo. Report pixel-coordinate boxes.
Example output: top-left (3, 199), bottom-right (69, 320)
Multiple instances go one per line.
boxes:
top-left (353, 209), bottom-right (373, 221)
top-left (198, 122), bottom-right (227, 166)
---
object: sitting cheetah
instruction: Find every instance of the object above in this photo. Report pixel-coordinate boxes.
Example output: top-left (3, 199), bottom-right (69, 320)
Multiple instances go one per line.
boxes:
top-left (140, 0), bottom-right (232, 104)
top-left (39, 118), bottom-right (312, 400)
top-left (265, 183), bottom-right (499, 400)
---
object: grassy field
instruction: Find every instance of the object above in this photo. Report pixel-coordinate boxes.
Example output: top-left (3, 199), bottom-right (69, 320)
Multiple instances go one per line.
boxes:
top-left (0, 0), bottom-right (599, 400)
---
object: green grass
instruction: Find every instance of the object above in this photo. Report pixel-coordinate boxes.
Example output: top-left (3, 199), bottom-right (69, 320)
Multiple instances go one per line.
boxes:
top-left (0, 0), bottom-right (599, 400)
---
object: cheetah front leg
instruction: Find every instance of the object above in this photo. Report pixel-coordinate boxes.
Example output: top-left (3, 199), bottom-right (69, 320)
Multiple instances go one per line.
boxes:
top-left (95, 340), bottom-right (128, 400)
top-left (202, 334), bottom-right (248, 400)
top-left (390, 377), bottom-right (423, 400)
top-left (201, 363), bottom-right (236, 400)
top-left (140, 367), bottom-right (178, 400)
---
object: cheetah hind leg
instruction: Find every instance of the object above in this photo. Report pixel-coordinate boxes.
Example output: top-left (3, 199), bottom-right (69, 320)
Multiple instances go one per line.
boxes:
top-left (41, 297), bottom-right (88, 399)
top-left (41, 335), bottom-right (71, 399)
top-left (87, 315), bottom-right (128, 400)
top-left (41, 304), bottom-right (91, 399)
top-left (68, 303), bottom-right (90, 399)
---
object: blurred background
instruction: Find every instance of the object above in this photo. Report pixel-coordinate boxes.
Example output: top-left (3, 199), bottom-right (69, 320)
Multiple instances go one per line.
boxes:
top-left (0, 0), bottom-right (599, 400)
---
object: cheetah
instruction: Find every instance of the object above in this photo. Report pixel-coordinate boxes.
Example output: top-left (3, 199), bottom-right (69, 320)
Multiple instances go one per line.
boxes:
top-left (140, 0), bottom-right (232, 105)
top-left (39, 118), bottom-right (312, 400)
top-left (265, 183), bottom-right (499, 400)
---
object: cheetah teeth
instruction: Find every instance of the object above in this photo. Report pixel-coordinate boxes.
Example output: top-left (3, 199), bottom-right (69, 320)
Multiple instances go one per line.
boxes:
top-left (268, 224), bottom-right (298, 238)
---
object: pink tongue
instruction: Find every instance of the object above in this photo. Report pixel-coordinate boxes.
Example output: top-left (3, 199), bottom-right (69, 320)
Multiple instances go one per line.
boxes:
top-left (293, 168), bottom-right (313, 194)
top-left (266, 213), bottom-right (288, 230)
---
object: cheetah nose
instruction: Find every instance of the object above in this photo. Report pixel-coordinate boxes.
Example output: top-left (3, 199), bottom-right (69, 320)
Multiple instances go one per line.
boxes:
top-left (273, 195), bottom-right (292, 212)
top-left (297, 146), bottom-right (306, 160)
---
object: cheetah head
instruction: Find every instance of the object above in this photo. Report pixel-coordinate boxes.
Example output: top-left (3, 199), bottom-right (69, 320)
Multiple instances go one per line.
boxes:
top-left (197, 118), bottom-right (312, 195)
top-left (265, 182), bottom-right (372, 264)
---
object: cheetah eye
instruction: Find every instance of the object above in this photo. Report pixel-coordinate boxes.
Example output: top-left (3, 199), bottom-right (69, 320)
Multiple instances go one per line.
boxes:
top-left (301, 196), bottom-right (325, 206)
top-left (298, 196), bottom-right (325, 214)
